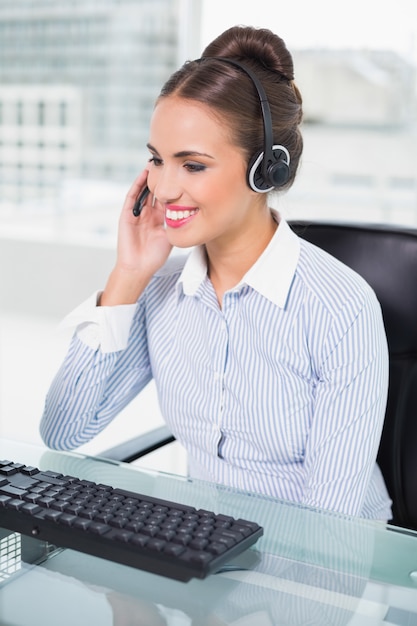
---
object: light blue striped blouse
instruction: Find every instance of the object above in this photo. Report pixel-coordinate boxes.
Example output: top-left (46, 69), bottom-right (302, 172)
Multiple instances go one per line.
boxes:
top-left (40, 217), bottom-right (392, 520)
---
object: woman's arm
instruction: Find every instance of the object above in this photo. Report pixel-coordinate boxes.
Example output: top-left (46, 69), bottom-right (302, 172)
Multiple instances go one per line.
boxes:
top-left (40, 170), bottom-right (172, 450)
top-left (40, 302), bottom-right (153, 450)
top-left (302, 289), bottom-right (389, 517)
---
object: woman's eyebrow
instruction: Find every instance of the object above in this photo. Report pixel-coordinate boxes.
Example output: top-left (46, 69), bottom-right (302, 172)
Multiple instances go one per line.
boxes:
top-left (146, 143), bottom-right (159, 154)
top-left (146, 143), bottom-right (214, 160)
top-left (174, 150), bottom-right (215, 159)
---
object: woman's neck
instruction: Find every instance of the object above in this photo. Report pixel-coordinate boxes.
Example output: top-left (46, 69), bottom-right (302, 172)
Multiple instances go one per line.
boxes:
top-left (206, 210), bottom-right (278, 306)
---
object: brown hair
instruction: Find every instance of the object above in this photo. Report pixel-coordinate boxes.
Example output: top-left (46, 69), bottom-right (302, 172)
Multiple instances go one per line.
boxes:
top-left (158, 25), bottom-right (303, 191)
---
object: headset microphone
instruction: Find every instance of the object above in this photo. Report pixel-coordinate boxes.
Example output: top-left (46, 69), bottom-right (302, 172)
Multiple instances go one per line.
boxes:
top-left (204, 57), bottom-right (290, 193)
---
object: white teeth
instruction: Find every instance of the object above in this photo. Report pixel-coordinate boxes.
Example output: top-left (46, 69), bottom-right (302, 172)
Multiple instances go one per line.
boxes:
top-left (166, 208), bottom-right (197, 221)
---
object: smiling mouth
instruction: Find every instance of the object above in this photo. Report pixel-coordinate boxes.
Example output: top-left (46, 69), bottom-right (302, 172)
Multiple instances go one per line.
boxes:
top-left (165, 208), bottom-right (198, 221)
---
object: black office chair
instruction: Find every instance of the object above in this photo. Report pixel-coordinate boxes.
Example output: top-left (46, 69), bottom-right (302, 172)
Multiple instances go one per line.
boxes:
top-left (102, 221), bottom-right (417, 532)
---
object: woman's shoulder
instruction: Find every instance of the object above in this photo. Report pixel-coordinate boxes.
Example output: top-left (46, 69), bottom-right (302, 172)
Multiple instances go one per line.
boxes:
top-left (296, 237), bottom-right (379, 314)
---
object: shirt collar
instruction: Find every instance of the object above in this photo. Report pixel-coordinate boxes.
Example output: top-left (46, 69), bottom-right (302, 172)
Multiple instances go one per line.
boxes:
top-left (178, 245), bottom-right (208, 297)
top-left (177, 211), bottom-right (300, 308)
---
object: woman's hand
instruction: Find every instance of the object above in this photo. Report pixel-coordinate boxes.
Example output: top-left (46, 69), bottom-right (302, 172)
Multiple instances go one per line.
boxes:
top-left (100, 170), bottom-right (173, 306)
top-left (117, 170), bottom-right (172, 274)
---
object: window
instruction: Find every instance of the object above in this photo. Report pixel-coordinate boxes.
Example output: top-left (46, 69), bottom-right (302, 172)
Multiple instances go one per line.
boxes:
top-left (37, 101), bottom-right (45, 126)
top-left (59, 101), bottom-right (67, 126)
top-left (0, 0), bottom-right (416, 461)
top-left (16, 101), bottom-right (23, 125)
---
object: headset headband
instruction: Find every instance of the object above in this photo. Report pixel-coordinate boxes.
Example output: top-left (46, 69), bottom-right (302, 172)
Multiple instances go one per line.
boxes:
top-left (197, 56), bottom-right (290, 191)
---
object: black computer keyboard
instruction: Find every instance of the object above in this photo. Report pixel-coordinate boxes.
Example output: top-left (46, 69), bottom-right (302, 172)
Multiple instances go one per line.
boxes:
top-left (0, 460), bottom-right (263, 582)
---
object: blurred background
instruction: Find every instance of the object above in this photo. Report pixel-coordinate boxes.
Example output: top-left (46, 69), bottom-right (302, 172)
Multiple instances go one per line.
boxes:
top-left (0, 0), bottom-right (416, 472)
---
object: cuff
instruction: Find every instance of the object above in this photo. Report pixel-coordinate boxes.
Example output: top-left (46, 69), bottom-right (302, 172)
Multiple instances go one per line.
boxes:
top-left (59, 291), bottom-right (137, 353)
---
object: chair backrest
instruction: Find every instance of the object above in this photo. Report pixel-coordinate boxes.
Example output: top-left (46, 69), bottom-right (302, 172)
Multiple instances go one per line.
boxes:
top-left (289, 220), bottom-right (417, 531)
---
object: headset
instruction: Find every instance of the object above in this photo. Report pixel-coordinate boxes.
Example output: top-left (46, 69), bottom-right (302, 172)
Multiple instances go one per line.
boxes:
top-left (201, 56), bottom-right (291, 193)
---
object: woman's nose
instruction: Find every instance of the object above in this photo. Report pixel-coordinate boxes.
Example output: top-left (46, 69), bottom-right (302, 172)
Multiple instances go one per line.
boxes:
top-left (152, 167), bottom-right (182, 205)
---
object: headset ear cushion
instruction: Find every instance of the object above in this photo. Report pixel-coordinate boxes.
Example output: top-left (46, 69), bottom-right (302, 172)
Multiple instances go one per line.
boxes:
top-left (247, 151), bottom-right (273, 193)
top-left (247, 145), bottom-right (290, 193)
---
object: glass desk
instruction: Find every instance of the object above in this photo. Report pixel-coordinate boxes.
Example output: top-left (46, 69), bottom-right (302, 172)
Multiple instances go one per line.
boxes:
top-left (1, 438), bottom-right (416, 626)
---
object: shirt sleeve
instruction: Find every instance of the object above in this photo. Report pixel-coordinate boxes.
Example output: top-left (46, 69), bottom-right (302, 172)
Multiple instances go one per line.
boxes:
top-left (40, 295), bottom-right (152, 450)
top-left (59, 290), bottom-right (137, 353)
top-left (302, 288), bottom-right (389, 517)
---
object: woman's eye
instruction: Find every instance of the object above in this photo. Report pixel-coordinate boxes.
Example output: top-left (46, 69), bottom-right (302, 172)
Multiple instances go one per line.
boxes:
top-left (184, 162), bottom-right (206, 173)
top-left (149, 156), bottom-right (163, 167)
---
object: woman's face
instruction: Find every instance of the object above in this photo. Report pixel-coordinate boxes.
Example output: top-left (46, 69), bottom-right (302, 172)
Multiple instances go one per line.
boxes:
top-left (147, 95), bottom-right (265, 250)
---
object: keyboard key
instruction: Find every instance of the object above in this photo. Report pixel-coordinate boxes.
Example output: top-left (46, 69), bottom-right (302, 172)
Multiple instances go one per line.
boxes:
top-left (207, 542), bottom-right (227, 555)
top-left (147, 538), bottom-right (166, 552)
top-left (89, 522), bottom-right (111, 535)
top-left (0, 484), bottom-right (26, 498)
top-left (21, 503), bottom-right (42, 515)
top-left (164, 543), bottom-right (186, 557)
top-left (0, 466), bottom-right (18, 476)
top-left (21, 466), bottom-right (39, 476)
top-left (44, 510), bottom-right (63, 522)
top-left (7, 499), bottom-right (26, 510)
top-left (130, 534), bottom-right (149, 548)
top-left (107, 529), bottom-right (133, 543)
top-left (73, 518), bottom-right (91, 531)
top-left (58, 513), bottom-right (78, 526)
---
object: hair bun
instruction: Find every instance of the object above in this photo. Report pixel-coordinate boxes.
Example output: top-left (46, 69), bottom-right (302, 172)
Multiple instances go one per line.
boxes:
top-left (202, 25), bottom-right (294, 81)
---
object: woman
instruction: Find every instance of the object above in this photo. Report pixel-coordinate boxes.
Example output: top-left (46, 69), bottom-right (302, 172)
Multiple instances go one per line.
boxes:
top-left (40, 25), bottom-right (392, 521)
